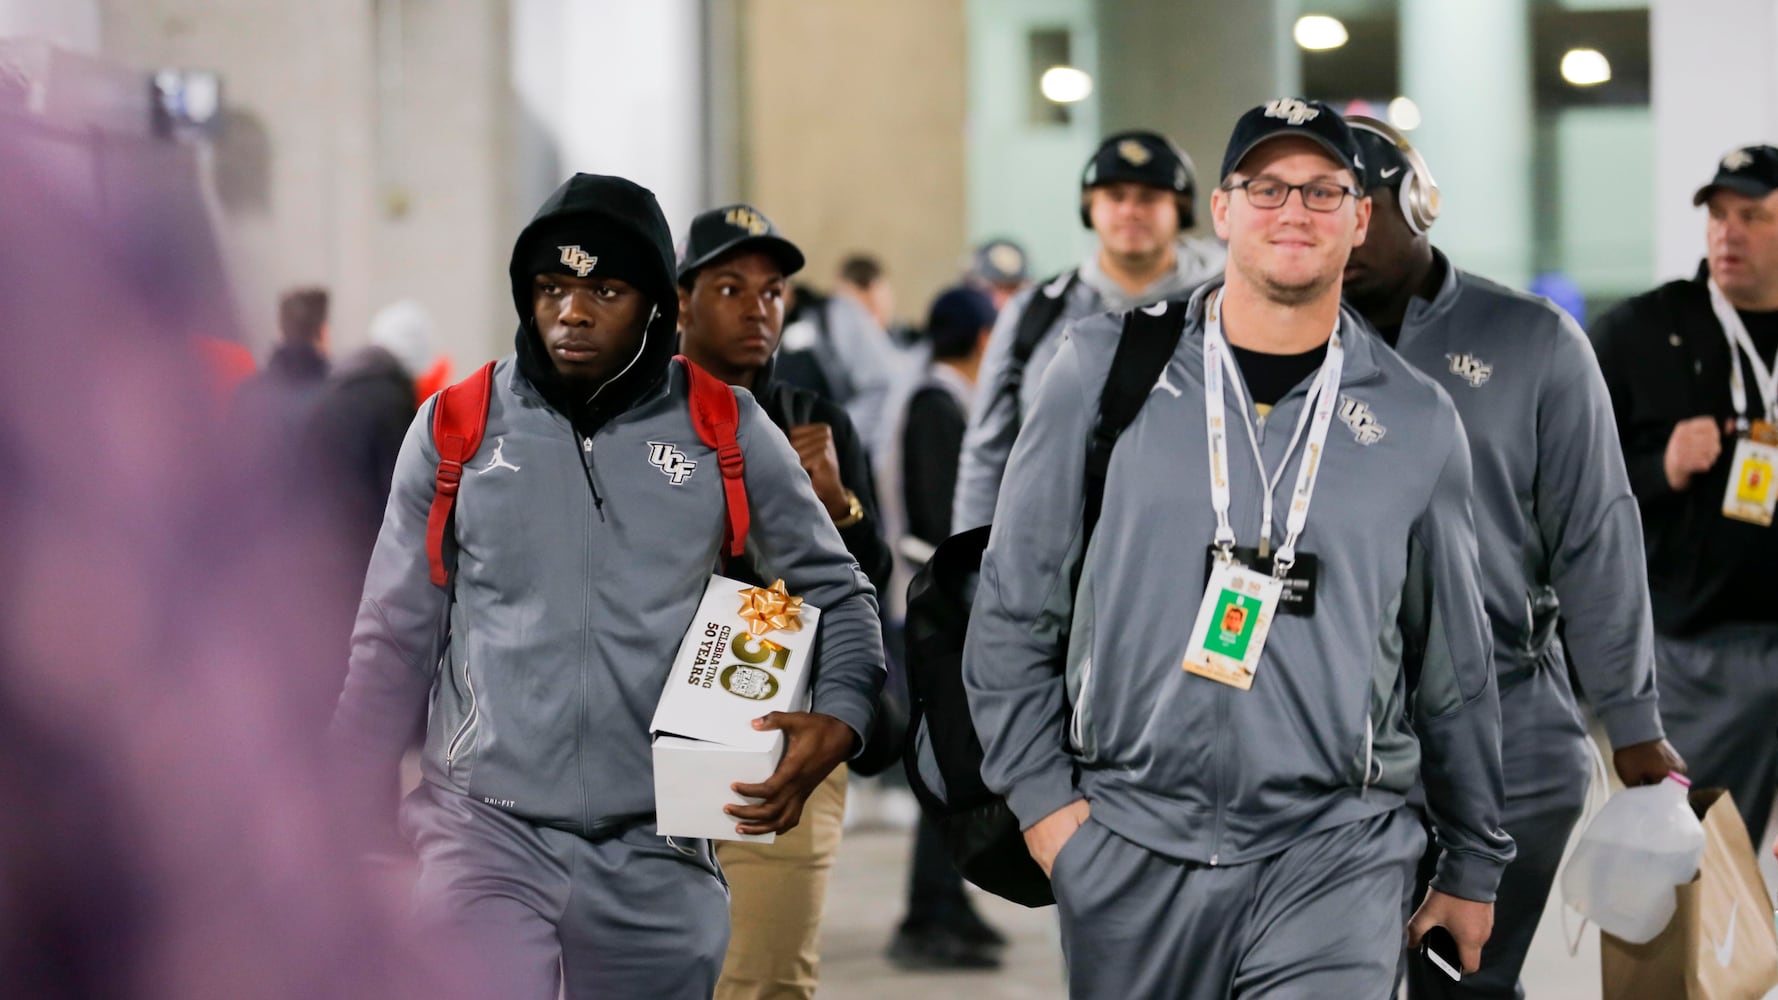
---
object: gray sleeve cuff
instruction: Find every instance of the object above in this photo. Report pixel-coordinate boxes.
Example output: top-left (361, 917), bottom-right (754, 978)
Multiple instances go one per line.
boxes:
top-left (1005, 762), bottom-right (1080, 831)
top-left (1431, 849), bottom-right (1508, 904)
top-left (812, 684), bottom-right (876, 759)
top-left (1599, 696), bottom-right (1666, 750)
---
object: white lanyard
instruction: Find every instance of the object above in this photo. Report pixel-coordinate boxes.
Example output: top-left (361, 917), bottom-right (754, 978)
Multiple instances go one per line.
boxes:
top-left (1708, 279), bottom-right (1778, 427)
top-left (1202, 289), bottom-right (1344, 573)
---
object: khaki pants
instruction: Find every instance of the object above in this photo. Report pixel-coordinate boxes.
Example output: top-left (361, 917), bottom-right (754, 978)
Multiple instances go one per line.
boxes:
top-left (713, 766), bottom-right (848, 1000)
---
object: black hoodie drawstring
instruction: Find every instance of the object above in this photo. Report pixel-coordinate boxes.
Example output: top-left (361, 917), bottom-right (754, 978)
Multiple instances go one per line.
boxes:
top-left (574, 428), bottom-right (607, 521)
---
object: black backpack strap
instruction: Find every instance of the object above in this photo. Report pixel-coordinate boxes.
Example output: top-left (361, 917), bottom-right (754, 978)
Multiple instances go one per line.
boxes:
top-left (1082, 302), bottom-right (1190, 543)
top-left (1003, 270), bottom-right (1079, 420)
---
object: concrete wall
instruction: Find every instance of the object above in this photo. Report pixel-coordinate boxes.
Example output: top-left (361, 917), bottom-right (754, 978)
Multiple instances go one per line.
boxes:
top-left (95, 0), bottom-right (516, 367)
top-left (1095, 0), bottom-right (1294, 231)
top-left (965, 0), bottom-right (1098, 279)
top-left (738, 0), bottom-right (967, 323)
top-left (1651, 0), bottom-right (1778, 282)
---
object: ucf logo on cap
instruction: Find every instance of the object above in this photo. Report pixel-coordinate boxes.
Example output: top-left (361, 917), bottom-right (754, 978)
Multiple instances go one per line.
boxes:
top-left (1264, 98), bottom-right (1321, 126)
top-left (724, 206), bottom-right (770, 236)
top-left (559, 245), bottom-right (598, 277)
top-left (1117, 139), bottom-right (1153, 166)
top-left (1723, 149), bottom-right (1756, 171)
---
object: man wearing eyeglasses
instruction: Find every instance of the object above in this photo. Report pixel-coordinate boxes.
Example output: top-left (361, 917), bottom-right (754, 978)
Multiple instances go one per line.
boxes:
top-left (963, 99), bottom-right (1511, 998)
top-left (1341, 117), bottom-right (1684, 1000)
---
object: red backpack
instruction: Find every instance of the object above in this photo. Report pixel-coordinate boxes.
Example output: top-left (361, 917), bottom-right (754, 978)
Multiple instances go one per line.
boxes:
top-left (424, 355), bottom-right (749, 586)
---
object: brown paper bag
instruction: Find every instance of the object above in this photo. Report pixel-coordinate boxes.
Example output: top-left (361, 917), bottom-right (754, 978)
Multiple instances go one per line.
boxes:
top-left (1602, 788), bottom-right (1778, 999)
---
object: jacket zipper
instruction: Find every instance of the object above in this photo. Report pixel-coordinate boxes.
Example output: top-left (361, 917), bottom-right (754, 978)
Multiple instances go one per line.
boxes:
top-left (577, 459), bottom-right (594, 834)
top-left (445, 657), bottom-right (480, 772)
top-left (577, 434), bottom-right (606, 521)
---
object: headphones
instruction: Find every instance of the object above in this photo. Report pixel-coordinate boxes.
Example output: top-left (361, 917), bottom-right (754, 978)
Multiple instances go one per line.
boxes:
top-left (1079, 131), bottom-right (1199, 230)
top-left (1346, 116), bottom-right (1441, 236)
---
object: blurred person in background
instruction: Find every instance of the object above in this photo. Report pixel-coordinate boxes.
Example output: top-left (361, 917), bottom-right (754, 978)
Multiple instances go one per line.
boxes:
top-left (774, 252), bottom-right (910, 448)
top-left (878, 285), bottom-right (1006, 970)
top-left (0, 105), bottom-right (468, 1000)
top-left (952, 129), bottom-right (1226, 531)
top-left (969, 237), bottom-right (1033, 312)
top-left (1342, 116), bottom-right (1684, 1000)
top-left (305, 299), bottom-right (441, 564)
top-left (676, 203), bottom-right (891, 1000)
top-left (329, 175), bottom-right (883, 999)
top-left (233, 285), bottom-right (331, 440)
top-left (299, 300), bottom-right (443, 736)
top-left (1592, 144), bottom-right (1778, 846)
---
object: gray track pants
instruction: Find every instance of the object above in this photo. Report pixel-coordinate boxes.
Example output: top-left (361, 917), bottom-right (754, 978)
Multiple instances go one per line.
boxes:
top-left (1656, 623), bottom-right (1778, 845)
top-left (1053, 806), bottom-right (1424, 999)
top-left (401, 783), bottom-right (731, 1000)
top-left (1406, 656), bottom-right (1591, 999)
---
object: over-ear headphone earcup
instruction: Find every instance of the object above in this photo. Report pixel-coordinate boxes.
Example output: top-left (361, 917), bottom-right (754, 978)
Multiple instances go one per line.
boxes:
top-left (1399, 181), bottom-right (1423, 237)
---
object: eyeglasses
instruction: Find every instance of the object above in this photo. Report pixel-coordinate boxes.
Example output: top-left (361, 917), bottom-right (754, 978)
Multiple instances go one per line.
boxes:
top-left (1223, 177), bottom-right (1359, 213)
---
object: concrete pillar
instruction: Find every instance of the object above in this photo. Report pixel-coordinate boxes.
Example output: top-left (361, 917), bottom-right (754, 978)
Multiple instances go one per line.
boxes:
top-left (511, 0), bottom-right (704, 235)
top-left (1095, 0), bottom-right (1293, 235)
top-left (739, 0), bottom-right (967, 323)
top-left (1651, 0), bottom-right (1778, 281)
top-left (1400, 0), bottom-right (1534, 288)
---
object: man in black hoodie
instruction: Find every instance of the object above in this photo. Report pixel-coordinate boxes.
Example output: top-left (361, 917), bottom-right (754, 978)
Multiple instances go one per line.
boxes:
top-left (675, 203), bottom-right (891, 1000)
top-left (330, 175), bottom-right (883, 999)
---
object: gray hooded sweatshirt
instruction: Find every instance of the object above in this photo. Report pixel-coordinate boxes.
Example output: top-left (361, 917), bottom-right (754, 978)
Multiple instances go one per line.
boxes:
top-left (963, 281), bottom-right (1514, 903)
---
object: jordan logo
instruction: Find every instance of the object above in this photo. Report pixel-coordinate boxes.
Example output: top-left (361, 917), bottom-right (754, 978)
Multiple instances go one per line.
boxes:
top-left (477, 438), bottom-right (521, 475)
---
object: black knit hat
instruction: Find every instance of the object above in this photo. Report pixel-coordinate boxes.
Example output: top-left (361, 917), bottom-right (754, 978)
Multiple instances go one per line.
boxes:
top-left (507, 173), bottom-right (680, 421)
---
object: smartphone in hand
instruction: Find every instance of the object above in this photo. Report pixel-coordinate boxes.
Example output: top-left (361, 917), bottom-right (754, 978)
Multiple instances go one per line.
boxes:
top-left (1422, 925), bottom-right (1462, 981)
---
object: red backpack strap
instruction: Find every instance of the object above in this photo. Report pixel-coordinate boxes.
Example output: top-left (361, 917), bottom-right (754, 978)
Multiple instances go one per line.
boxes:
top-left (426, 361), bottom-right (496, 586)
top-left (676, 355), bottom-right (750, 558)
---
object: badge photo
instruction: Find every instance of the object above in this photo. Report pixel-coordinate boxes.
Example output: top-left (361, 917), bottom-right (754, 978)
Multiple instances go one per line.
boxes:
top-left (1722, 434), bottom-right (1778, 527)
top-left (1182, 561), bottom-right (1282, 691)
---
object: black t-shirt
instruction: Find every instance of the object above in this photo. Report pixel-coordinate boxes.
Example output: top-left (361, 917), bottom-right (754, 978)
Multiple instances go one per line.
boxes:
top-left (1230, 342), bottom-right (1330, 415)
top-left (1735, 308), bottom-right (1778, 371)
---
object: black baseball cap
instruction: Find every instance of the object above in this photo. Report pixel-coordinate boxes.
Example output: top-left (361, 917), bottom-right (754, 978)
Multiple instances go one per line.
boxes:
top-left (676, 204), bottom-right (806, 287)
top-left (971, 238), bottom-right (1029, 286)
top-left (1220, 98), bottom-right (1363, 182)
top-left (1350, 122), bottom-right (1413, 191)
top-left (1081, 130), bottom-right (1195, 195)
top-left (1693, 145), bottom-right (1778, 206)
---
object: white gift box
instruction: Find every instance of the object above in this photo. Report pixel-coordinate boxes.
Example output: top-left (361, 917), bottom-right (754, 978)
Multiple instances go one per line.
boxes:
top-left (650, 575), bottom-right (819, 843)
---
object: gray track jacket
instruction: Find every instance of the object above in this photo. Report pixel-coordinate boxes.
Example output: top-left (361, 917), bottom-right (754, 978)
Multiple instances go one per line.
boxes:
top-left (330, 359), bottom-right (882, 836)
top-left (952, 237), bottom-right (1226, 531)
top-left (963, 282), bottom-right (1514, 902)
top-left (1391, 256), bottom-right (1663, 749)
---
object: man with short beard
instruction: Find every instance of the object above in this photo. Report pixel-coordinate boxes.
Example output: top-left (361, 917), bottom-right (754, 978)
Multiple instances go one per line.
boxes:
top-left (1593, 145), bottom-right (1778, 846)
top-left (1341, 116), bottom-right (1684, 1000)
top-left (952, 129), bottom-right (1225, 531)
top-left (963, 100), bottom-right (1511, 997)
top-left (329, 175), bottom-right (883, 999)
